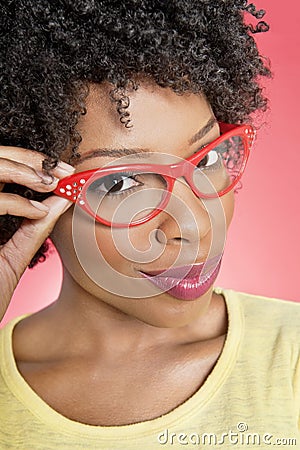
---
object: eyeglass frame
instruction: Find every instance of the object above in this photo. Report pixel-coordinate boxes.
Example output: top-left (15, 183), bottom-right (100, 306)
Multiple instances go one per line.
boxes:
top-left (54, 122), bottom-right (255, 227)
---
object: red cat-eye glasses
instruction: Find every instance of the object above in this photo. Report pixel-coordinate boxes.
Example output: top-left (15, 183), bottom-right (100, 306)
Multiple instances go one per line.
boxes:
top-left (54, 122), bottom-right (255, 227)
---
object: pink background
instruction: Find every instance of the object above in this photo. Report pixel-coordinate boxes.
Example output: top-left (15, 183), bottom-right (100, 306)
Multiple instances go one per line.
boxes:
top-left (2, 0), bottom-right (300, 326)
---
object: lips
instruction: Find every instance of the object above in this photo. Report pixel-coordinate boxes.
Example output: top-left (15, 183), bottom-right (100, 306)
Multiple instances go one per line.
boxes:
top-left (138, 254), bottom-right (223, 301)
top-left (139, 254), bottom-right (222, 278)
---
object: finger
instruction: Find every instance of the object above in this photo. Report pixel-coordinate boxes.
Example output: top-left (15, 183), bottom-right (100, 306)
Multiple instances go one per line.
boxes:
top-left (0, 146), bottom-right (74, 178)
top-left (0, 193), bottom-right (50, 218)
top-left (0, 157), bottom-right (63, 192)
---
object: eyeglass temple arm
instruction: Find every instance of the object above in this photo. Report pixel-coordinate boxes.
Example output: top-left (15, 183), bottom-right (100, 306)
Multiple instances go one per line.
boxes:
top-left (219, 122), bottom-right (238, 133)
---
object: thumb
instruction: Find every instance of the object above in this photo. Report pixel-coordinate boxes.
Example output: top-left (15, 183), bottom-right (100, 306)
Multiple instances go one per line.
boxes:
top-left (8, 196), bottom-right (72, 267)
top-left (0, 196), bottom-right (72, 320)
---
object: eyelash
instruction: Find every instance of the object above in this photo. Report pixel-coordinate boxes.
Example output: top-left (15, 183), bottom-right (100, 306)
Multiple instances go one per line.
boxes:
top-left (109, 178), bottom-right (143, 200)
top-left (91, 172), bottom-right (144, 199)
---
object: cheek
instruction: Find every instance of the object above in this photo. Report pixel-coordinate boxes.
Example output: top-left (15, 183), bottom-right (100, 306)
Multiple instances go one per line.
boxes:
top-left (95, 227), bottom-right (128, 272)
top-left (94, 222), bottom-right (158, 271)
top-left (222, 190), bottom-right (235, 229)
top-left (51, 206), bottom-right (151, 278)
top-left (50, 209), bottom-right (74, 261)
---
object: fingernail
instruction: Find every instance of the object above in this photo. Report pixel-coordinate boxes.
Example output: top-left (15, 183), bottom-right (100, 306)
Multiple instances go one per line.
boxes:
top-left (50, 197), bottom-right (73, 214)
top-left (29, 200), bottom-right (49, 212)
top-left (36, 171), bottom-right (59, 185)
top-left (57, 161), bottom-right (75, 174)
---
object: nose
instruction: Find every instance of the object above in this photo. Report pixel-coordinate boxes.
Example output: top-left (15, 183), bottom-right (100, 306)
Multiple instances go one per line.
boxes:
top-left (155, 178), bottom-right (212, 245)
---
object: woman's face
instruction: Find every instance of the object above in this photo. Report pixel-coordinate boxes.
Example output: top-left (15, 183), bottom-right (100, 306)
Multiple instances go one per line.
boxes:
top-left (51, 81), bottom-right (235, 328)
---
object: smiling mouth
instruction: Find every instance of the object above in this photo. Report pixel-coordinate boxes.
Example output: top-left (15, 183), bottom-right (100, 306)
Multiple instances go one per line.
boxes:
top-left (137, 254), bottom-right (223, 301)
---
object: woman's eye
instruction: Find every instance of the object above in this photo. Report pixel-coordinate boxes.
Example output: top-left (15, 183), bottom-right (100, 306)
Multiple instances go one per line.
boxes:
top-left (197, 150), bottom-right (219, 169)
top-left (95, 173), bottom-right (142, 195)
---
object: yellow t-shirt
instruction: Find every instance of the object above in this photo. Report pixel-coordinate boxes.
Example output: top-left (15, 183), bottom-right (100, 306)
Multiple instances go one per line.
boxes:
top-left (0, 287), bottom-right (299, 449)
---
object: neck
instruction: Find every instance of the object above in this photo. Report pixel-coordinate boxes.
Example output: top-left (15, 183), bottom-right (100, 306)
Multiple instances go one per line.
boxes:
top-left (47, 265), bottom-right (228, 357)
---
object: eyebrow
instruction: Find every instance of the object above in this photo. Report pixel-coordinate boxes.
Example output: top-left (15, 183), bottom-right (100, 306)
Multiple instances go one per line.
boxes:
top-left (73, 147), bottom-right (150, 166)
top-left (188, 116), bottom-right (218, 145)
top-left (74, 116), bottom-right (218, 166)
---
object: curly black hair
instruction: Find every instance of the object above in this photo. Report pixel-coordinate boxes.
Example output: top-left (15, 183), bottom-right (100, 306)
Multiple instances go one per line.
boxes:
top-left (0, 0), bottom-right (271, 267)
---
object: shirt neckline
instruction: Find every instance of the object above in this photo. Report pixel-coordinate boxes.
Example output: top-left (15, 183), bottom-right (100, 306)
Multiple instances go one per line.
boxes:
top-left (0, 287), bottom-right (244, 440)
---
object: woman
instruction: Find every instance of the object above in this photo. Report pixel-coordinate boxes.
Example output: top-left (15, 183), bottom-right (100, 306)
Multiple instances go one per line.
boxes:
top-left (0, 1), bottom-right (299, 448)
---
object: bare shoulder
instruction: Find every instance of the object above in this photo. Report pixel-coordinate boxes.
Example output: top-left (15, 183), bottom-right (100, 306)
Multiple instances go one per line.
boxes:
top-left (12, 305), bottom-right (62, 362)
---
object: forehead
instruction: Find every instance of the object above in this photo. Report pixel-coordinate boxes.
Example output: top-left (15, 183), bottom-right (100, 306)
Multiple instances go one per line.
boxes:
top-left (75, 82), bottom-right (214, 158)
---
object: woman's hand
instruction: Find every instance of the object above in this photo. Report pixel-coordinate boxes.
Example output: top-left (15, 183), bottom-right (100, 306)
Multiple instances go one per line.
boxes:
top-left (0, 146), bottom-right (75, 322)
